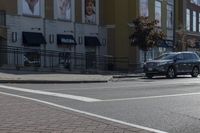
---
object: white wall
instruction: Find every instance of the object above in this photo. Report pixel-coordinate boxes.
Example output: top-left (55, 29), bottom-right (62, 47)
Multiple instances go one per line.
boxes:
top-left (45, 19), bottom-right (75, 52)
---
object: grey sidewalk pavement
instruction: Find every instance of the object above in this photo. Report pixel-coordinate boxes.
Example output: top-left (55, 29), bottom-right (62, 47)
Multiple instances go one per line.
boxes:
top-left (0, 93), bottom-right (154, 133)
top-left (0, 70), bottom-right (144, 83)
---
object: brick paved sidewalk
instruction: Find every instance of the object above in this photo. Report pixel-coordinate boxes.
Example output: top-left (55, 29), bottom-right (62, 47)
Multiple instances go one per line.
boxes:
top-left (0, 94), bottom-right (154, 133)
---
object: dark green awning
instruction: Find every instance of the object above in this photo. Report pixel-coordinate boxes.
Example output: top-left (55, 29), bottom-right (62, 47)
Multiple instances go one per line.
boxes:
top-left (57, 34), bottom-right (76, 45)
top-left (23, 32), bottom-right (46, 47)
top-left (85, 36), bottom-right (101, 46)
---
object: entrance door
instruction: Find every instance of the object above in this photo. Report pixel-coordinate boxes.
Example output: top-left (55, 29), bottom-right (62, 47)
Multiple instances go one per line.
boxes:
top-left (86, 47), bottom-right (96, 69)
top-left (0, 39), bottom-right (7, 66)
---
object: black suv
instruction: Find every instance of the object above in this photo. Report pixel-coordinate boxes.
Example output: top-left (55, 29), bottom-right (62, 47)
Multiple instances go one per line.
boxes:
top-left (143, 52), bottom-right (200, 78)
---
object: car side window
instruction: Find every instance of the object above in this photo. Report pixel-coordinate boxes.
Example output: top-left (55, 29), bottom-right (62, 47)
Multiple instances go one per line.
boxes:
top-left (191, 53), bottom-right (199, 60)
top-left (176, 54), bottom-right (184, 60)
top-left (183, 53), bottom-right (191, 60)
top-left (183, 53), bottom-right (199, 60)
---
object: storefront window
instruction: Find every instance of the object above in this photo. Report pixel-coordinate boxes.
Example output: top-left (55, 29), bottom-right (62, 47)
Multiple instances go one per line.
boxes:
top-left (24, 51), bottom-right (41, 67)
top-left (59, 52), bottom-right (71, 70)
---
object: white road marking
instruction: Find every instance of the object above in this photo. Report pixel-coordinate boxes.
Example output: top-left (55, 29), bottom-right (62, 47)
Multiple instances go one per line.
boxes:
top-left (0, 91), bottom-right (168, 133)
top-left (100, 92), bottom-right (200, 102)
top-left (0, 85), bottom-right (101, 102)
top-left (42, 82), bottom-right (200, 91)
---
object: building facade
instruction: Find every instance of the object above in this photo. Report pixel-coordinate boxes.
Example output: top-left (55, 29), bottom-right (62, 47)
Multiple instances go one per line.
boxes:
top-left (2, 0), bottom-right (194, 72)
top-left (102, 0), bottom-right (175, 71)
top-left (176, 0), bottom-right (200, 51)
top-left (0, 0), bottom-right (107, 71)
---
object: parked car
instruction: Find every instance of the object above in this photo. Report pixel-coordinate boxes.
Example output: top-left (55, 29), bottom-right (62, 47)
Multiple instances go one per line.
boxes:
top-left (143, 51), bottom-right (200, 78)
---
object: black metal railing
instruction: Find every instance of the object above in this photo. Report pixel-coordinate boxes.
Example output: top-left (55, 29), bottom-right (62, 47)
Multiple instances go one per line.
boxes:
top-left (0, 45), bottom-right (141, 73)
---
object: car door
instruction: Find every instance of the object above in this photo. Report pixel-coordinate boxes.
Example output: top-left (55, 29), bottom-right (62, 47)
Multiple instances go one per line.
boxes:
top-left (183, 53), bottom-right (192, 73)
top-left (189, 53), bottom-right (200, 72)
top-left (175, 53), bottom-right (185, 73)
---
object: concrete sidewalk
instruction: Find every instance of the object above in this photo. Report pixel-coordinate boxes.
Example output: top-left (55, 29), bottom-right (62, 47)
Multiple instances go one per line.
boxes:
top-left (0, 70), bottom-right (112, 83)
top-left (0, 70), bottom-right (144, 83)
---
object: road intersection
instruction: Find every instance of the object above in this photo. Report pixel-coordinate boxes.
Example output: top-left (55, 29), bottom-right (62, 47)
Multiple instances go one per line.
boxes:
top-left (1, 76), bottom-right (200, 133)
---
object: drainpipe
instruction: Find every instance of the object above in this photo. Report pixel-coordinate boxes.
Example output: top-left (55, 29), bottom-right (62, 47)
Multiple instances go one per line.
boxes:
top-left (173, 0), bottom-right (176, 51)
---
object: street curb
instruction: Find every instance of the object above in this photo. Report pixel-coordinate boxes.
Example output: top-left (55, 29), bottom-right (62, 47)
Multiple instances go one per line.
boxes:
top-left (112, 74), bottom-right (144, 79)
top-left (0, 80), bottom-right (108, 84)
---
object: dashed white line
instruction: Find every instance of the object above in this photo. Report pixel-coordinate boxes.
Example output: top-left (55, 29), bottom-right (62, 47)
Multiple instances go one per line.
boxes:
top-left (0, 91), bottom-right (168, 133)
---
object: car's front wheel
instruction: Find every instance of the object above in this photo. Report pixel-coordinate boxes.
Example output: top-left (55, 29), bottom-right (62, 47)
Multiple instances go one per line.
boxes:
top-left (166, 67), bottom-right (176, 79)
top-left (191, 66), bottom-right (199, 77)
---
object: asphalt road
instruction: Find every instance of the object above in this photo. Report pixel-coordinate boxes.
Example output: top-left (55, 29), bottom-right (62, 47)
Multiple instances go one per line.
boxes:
top-left (1, 76), bottom-right (200, 133)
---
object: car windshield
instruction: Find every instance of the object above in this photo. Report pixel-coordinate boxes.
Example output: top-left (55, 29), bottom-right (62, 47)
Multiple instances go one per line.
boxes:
top-left (155, 53), bottom-right (176, 60)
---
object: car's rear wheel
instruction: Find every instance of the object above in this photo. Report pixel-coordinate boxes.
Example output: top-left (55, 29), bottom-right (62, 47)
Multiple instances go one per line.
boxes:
top-left (166, 67), bottom-right (176, 79)
top-left (191, 66), bottom-right (199, 77)
top-left (146, 73), bottom-right (153, 79)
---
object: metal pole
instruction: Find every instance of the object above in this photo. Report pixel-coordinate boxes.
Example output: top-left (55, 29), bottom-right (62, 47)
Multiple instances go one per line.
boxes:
top-left (43, 18), bottom-right (46, 67)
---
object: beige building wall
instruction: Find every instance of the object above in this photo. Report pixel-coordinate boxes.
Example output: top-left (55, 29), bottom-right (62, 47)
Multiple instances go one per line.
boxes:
top-left (45, 0), bottom-right (53, 19)
top-left (102, 0), bottom-right (173, 70)
top-left (102, 0), bottom-right (139, 69)
top-left (0, 0), bottom-right (17, 15)
top-left (75, 0), bottom-right (82, 23)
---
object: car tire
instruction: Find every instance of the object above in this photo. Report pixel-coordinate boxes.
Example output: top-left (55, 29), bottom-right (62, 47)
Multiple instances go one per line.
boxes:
top-left (191, 66), bottom-right (199, 77)
top-left (146, 73), bottom-right (153, 79)
top-left (166, 67), bottom-right (176, 79)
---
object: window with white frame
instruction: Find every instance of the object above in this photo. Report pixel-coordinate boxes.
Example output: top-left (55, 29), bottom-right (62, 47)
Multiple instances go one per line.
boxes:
top-left (22, 0), bottom-right (41, 16)
top-left (167, 4), bottom-right (173, 29)
top-left (191, 0), bottom-right (198, 4)
top-left (155, 0), bottom-right (161, 27)
top-left (193, 11), bottom-right (197, 32)
top-left (139, 0), bottom-right (149, 17)
top-left (168, 0), bottom-right (174, 4)
top-left (186, 9), bottom-right (190, 31)
top-left (199, 13), bottom-right (200, 32)
top-left (56, 0), bottom-right (72, 21)
top-left (84, 0), bottom-right (98, 24)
